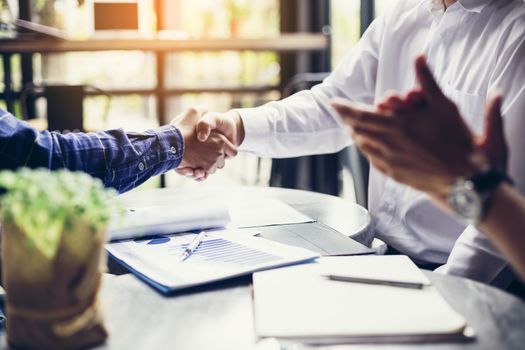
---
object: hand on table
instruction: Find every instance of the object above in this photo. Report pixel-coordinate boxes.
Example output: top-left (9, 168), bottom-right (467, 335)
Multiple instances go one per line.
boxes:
top-left (176, 110), bottom-right (245, 180)
top-left (331, 56), bottom-right (507, 204)
top-left (171, 107), bottom-right (238, 180)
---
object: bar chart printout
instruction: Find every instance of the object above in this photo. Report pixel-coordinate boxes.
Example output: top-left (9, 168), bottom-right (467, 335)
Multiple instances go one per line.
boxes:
top-left (172, 238), bottom-right (281, 266)
top-left (106, 229), bottom-right (319, 292)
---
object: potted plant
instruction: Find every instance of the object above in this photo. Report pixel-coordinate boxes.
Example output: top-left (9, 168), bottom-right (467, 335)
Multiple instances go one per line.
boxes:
top-left (0, 169), bottom-right (116, 350)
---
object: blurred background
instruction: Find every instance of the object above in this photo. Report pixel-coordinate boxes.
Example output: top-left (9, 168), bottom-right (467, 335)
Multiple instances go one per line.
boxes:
top-left (0, 0), bottom-right (390, 204)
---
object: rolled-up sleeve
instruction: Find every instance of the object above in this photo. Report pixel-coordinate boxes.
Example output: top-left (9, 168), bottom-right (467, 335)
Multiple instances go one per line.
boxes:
top-left (0, 110), bottom-right (184, 193)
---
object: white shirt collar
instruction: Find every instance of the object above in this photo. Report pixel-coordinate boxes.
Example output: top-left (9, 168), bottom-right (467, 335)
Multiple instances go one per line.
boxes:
top-left (427, 0), bottom-right (493, 14)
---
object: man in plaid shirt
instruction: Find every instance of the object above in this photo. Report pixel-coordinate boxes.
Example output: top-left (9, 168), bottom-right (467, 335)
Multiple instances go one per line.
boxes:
top-left (0, 106), bottom-right (236, 193)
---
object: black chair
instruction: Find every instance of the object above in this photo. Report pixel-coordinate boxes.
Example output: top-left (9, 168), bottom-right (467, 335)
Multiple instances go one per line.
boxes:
top-left (21, 84), bottom-right (110, 133)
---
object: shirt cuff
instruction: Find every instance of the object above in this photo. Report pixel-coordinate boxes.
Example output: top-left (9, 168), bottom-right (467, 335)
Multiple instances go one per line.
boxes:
top-left (149, 125), bottom-right (185, 172)
top-left (234, 107), bottom-right (272, 155)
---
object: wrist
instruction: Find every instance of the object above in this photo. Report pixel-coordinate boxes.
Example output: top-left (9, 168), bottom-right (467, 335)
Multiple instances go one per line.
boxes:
top-left (446, 168), bottom-right (513, 225)
top-left (226, 110), bottom-right (245, 146)
top-left (437, 151), bottom-right (490, 195)
top-left (464, 151), bottom-right (491, 178)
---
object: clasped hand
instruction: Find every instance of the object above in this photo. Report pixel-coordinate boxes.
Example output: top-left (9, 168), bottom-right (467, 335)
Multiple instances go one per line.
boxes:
top-left (170, 107), bottom-right (244, 180)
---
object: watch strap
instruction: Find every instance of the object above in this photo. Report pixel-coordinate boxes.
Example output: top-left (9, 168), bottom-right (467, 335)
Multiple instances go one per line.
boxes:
top-left (469, 169), bottom-right (513, 193)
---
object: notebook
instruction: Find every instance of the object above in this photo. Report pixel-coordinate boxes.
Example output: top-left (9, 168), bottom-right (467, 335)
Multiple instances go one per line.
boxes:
top-left (106, 229), bottom-right (319, 293)
top-left (253, 256), bottom-right (473, 345)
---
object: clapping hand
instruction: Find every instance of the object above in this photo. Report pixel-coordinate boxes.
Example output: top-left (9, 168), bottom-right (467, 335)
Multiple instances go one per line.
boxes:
top-left (331, 56), bottom-right (507, 204)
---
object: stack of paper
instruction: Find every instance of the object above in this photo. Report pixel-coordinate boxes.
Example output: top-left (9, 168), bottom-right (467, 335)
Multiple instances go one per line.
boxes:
top-left (108, 198), bottom-right (315, 241)
top-left (253, 256), bottom-right (472, 345)
top-left (108, 202), bottom-right (230, 241)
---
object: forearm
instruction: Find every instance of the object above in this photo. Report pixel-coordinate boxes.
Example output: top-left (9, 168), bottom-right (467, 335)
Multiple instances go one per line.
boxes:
top-left (49, 126), bottom-right (184, 193)
top-left (236, 16), bottom-right (385, 158)
top-left (478, 184), bottom-right (525, 281)
top-left (237, 89), bottom-right (353, 158)
top-left (0, 112), bottom-right (184, 193)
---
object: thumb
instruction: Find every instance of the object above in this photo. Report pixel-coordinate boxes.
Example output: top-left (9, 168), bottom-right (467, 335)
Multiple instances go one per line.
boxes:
top-left (480, 93), bottom-right (508, 169)
top-left (414, 55), bottom-right (447, 104)
top-left (483, 93), bottom-right (504, 144)
top-left (196, 113), bottom-right (224, 142)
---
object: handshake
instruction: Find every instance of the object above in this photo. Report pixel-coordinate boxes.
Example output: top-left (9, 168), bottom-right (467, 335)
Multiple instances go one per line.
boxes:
top-left (170, 107), bottom-right (245, 180)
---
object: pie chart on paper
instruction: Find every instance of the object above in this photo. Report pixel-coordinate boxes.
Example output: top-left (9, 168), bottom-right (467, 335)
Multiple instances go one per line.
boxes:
top-left (134, 236), bottom-right (171, 245)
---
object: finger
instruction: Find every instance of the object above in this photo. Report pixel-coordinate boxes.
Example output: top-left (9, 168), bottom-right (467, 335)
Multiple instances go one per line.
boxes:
top-left (377, 101), bottom-right (391, 111)
top-left (377, 90), bottom-right (398, 110)
top-left (207, 164), bottom-right (218, 175)
top-left (388, 95), bottom-right (412, 112)
top-left (405, 89), bottom-right (427, 108)
top-left (414, 55), bottom-right (446, 104)
top-left (361, 147), bottom-right (391, 176)
top-left (369, 156), bottom-right (391, 177)
top-left (197, 172), bottom-right (209, 181)
top-left (483, 93), bottom-right (504, 144)
top-left (197, 113), bottom-right (224, 142)
top-left (378, 96), bottom-right (410, 112)
top-left (358, 139), bottom-right (386, 159)
top-left (221, 135), bottom-right (238, 158)
top-left (353, 130), bottom-right (393, 159)
top-left (187, 105), bottom-right (208, 118)
top-left (217, 157), bottom-right (226, 170)
top-left (377, 90), bottom-right (399, 108)
top-left (194, 168), bottom-right (206, 179)
top-left (331, 100), bottom-right (396, 134)
top-left (176, 167), bottom-right (195, 177)
top-left (481, 92), bottom-right (508, 169)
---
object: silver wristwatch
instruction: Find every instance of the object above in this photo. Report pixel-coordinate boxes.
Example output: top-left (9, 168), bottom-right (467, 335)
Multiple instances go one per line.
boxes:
top-left (447, 169), bottom-right (512, 225)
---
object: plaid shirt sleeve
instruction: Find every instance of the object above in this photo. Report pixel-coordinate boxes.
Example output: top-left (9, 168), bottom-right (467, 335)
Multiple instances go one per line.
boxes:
top-left (0, 109), bottom-right (184, 193)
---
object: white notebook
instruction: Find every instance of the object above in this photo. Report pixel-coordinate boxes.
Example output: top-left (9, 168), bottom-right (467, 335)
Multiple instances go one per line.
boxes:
top-left (253, 256), bottom-right (472, 345)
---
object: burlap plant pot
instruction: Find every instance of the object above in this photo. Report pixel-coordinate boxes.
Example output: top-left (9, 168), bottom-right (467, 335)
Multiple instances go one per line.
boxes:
top-left (1, 219), bottom-right (108, 350)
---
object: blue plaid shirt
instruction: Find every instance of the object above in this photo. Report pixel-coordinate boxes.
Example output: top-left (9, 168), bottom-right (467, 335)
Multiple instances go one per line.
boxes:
top-left (0, 109), bottom-right (184, 193)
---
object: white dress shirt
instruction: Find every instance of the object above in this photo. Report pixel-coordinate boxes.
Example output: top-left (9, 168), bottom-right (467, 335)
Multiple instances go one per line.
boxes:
top-left (237, 0), bottom-right (525, 285)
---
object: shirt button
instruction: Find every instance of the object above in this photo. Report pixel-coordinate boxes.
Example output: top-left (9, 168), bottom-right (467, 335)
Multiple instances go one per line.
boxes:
top-left (138, 162), bottom-right (145, 171)
top-left (170, 146), bottom-right (177, 154)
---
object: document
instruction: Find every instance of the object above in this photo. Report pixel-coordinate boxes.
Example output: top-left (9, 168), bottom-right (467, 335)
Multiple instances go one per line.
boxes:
top-left (229, 198), bottom-right (315, 228)
top-left (253, 256), bottom-right (471, 345)
top-left (108, 202), bottom-right (230, 241)
top-left (108, 198), bottom-right (315, 241)
top-left (106, 229), bottom-right (319, 293)
top-left (255, 222), bottom-right (374, 256)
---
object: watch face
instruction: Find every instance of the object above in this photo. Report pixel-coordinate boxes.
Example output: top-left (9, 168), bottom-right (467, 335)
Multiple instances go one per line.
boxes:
top-left (448, 180), bottom-right (483, 225)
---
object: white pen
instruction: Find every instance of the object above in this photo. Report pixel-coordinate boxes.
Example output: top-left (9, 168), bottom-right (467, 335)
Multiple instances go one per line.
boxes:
top-left (179, 231), bottom-right (207, 262)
